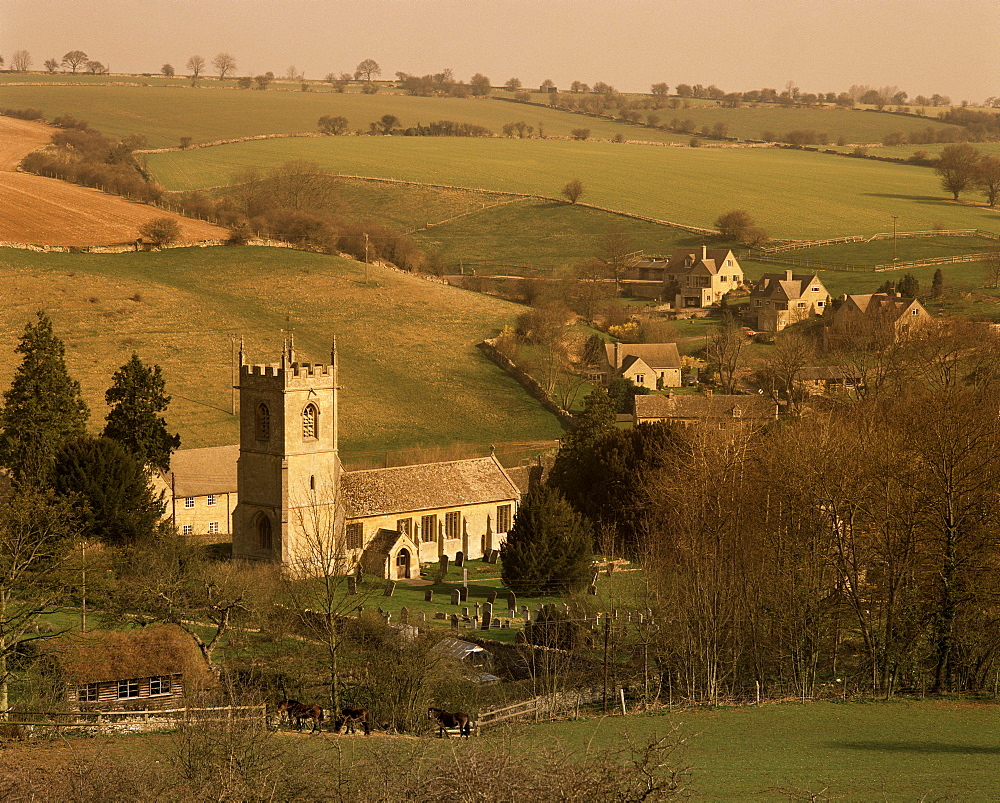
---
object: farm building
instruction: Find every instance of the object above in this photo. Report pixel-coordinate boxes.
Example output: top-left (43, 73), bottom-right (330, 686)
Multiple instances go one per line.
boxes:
top-left (633, 391), bottom-right (777, 432)
top-left (39, 625), bottom-right (212, 711)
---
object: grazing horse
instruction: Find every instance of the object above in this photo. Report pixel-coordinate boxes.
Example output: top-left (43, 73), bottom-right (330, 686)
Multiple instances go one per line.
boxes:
top-left (333, 707), bottom-right (371, 735)
top-left (428, 707), bottom-right (472, 738)
top-left (277, 699), bottom-right (325, 733)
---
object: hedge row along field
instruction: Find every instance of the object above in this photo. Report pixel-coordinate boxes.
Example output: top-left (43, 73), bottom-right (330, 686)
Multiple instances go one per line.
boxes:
top-left (0, 247), bottom-right (563, 454)
top-left (146, 137), bottom-right (1000, 239)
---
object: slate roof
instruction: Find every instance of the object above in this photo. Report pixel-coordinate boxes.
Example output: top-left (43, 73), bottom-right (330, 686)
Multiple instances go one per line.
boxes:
top-left (665, 248), bottom-right (737, 275)
top-left (341, 456), bottom-right (520, 519)
top-left (604, 342), bottom-right (682, 371)
top-left (634, 393), bottom-right (777, 421)
top-left (162, 445), bottom-right (239, 497)
top-left (505, 456), bottom-right (553, 497)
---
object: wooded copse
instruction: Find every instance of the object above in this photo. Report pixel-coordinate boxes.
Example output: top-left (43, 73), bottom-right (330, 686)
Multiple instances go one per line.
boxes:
top-left (541, 320), bottom-right (1000, 701)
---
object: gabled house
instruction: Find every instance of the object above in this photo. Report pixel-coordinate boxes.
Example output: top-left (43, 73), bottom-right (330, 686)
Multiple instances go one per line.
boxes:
top-left (628, 246), bottom-right (744, 307)
top-left (825, 292), bottom-right (930, 349)
top-left (749, 270), bottom-right (830, 332)
top-left (794, 366), bottom-right (861, 396)
top-left (153, 445), bottom-right (239, 537)
top-left (600, 342), bottom-right (683, 390)
top-left (633, 391), bottom-right (777, 433)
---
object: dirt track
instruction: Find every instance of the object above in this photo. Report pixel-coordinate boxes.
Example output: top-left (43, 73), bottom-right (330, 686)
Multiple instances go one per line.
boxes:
top-left (0, 116), bottom-right (226, 246)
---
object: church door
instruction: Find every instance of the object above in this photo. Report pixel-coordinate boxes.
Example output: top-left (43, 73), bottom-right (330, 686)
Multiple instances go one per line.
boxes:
top-left (396, 549), bottom-right (411, 580)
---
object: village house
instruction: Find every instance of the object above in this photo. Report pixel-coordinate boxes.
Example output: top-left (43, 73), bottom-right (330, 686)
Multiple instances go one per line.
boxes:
top-left (599, 341), bottom-right (683, 390)
top-left (633, 390), bottom-right (778, 432)
top-left (824, 291), bottom-right (930, 349)
top-left (40, 625), bottom-right (211, 711)
top-left (153, 445), bottom-right (239, 537)
top-left (626, 246), bottom-right (744, 307)
top-left (749, 270), bottom-right (830, 332)
top-left (794, 366), bottom-right (861, 396)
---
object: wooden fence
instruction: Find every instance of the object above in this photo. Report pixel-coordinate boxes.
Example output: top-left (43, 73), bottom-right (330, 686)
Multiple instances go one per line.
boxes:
top-left (752, 251), bottom-right (992, 273)
top-left (760, 229), bottom-right (997, 255)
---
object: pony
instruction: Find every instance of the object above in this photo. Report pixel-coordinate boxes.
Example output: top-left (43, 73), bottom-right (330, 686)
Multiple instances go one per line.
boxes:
top-left (277, 699), bottom-right (325, 733)
top-left (428, 707), bottom-right (472, 738)
top-left (332, 706), bottom-right (371, 735)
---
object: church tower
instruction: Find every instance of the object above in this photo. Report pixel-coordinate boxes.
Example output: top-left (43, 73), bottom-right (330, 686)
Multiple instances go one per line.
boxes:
top-left (232, 336), bottom-right (342, 570)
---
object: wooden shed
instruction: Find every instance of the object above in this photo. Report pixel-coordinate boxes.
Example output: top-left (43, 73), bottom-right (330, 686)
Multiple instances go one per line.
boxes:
top-left (39, 625), bottom-right (212, 711)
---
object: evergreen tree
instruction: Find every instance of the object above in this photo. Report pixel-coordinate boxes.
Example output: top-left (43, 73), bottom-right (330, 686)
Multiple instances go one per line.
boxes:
top-left (500, 484), bottom-right (593, 596)
top-left (932, 268), bottom-right (945, 298)
top-left (547, 387), bottom-right (616, 500)
top-left (0, 312), bottom-right (89, 483)
top-left (898, 273), bottom-right (920, 298)
top-left (103, 353), bottom-right (180, 472)
top-left (53, 436), bottom-right (165, 546)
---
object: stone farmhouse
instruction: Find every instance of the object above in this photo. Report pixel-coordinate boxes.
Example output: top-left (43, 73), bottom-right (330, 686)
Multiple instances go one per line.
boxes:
top-left (633, 391), bottom-right (777, 432)
top-left (627, 246), bottom-right (744, 307)
top-left (749, 270), bottom-right (830, 332)
top-left (824, 292), bottom-right (930, 349)
top-left (162, 340), bottom-right (520, 579)
top-left (599, 342), bottom-right (683, 390)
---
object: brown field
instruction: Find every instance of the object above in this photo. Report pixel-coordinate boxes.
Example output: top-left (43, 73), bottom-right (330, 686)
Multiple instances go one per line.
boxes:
top-left (0, 116), bottom-right (225, 246)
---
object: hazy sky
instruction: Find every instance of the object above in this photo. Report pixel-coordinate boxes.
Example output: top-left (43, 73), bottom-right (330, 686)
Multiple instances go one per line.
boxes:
top-left (2, 0), bottom-right (997, 101)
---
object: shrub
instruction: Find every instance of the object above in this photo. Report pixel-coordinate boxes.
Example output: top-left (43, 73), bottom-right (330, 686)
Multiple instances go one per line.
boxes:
top-left (139, 217), bottom-right (181, 246)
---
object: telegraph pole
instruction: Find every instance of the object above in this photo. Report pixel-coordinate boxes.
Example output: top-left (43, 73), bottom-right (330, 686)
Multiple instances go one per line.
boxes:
top-left (892, 215), bottom-right (899, 261)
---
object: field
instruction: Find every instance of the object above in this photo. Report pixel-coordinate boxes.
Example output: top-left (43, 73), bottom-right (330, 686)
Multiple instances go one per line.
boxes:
top-left (1, 699), bottom-right (997, 800)
top-left (0, 83), bottom-right (691, 148)
top-left (0, 247), bottom-right (563, 456)
top-left (0, 116), bottom-right (226, 246)
top-left (145, 137), bottom-right (1000, 239)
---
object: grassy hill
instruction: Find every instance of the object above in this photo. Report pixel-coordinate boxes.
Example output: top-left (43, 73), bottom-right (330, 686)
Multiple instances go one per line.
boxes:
top-left (0, 246), bottom-right (563, 458)
top-left (146, 137), bottom-right (1000, 239)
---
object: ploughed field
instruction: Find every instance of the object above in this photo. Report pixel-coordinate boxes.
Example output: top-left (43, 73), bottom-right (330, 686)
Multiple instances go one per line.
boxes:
top-left (0, 116), bottom-right (225, 246)
top-left (145, 137), bottom-right (1000, 240)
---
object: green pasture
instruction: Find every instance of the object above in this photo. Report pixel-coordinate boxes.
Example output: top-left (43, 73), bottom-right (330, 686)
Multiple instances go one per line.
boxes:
top-left (517, 699), bottom-right (1000, 799)
top-left (757, 234), bottom-right (997, 266)
top-left (411, 198), bottom-right (702, 273)
top-left (0, 83), bottom-right (689, 148)
top-left (145, 137), bottom-right (1000, 239)
top-left (0, 246), bottom-right (563, 454)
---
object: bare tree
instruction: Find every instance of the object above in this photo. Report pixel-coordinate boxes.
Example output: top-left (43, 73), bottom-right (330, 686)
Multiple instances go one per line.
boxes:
top-left (60, 50), bottom-right (87, 73)
top-left (354, 58), bottom-right (381, 85)
top-left (706, 316), bottom-right (749, 394)
top-left (212, 52), bottom-right (237, 80)
top-left (561, 178), bottom-right (585, 204)
top-left (596, 223), bottom-right (639, 293)
top-left (186, 54), bottom-right (206, 81)
top-left (44, 58), bottom-right (59, 74)
top-left (161, 63), bottom-right (174, 77)
top-left (11, 49), bottom-right (32, 73)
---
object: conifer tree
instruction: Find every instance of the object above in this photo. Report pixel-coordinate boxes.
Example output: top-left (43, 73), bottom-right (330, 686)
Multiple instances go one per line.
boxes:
top-left (932, 268), bottom-right (945, 299)
top-left (548, 386), bottom-right (616, 497)
top-left (103, 353), bottom-right (180, 472)
top-left (500, 484), bottom-right (593, 596)
top-left (0, 312), bottom-right (89, 483)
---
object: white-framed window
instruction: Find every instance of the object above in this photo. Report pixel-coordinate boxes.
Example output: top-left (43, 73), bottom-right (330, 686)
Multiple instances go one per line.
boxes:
top-left (755, 300), bottom-right (762, 307)
top-left (182, 525), bottom-right (193, 535)
top-left (207, 494), bottom-right (216, 506)
top-left (208, 521), bottom-right (219, 534)
top-left (797, 302), bottom-right (806, 308)
top-left (78, 683), bottom-right (99, 703)
top-left (184, 497), bottom-right (194, 509)
top-left (817, 301), bottom-right (825, 307)
top-left (635, 374), bottom-right (645, 385)
top-left (727, 259), bottom-right (733, 266)
top-left (811, 285), bottom-right (820, 292)
top-left (910, 308), bottom-right (919, 316)
top-left (118, 679), bottom-right (140, 699)
top-left (149, 676), bottom-right (172, 696)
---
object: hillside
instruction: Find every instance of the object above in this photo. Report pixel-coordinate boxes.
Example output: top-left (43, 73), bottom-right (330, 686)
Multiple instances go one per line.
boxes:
top-left (0, 246), bottom-right (563, 458)
top-left (145, 137), bottom-right (1000, 239)
top-left (0, 116), bottom-right (226, 246)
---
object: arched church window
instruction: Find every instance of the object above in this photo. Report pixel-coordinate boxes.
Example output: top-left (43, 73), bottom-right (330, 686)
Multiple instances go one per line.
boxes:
top-left (256, 403), bottom-right (270, 440)
top-left (256, 514), bottom-right (272, 550)
top-left (302, 403), bottom-right (318, 439)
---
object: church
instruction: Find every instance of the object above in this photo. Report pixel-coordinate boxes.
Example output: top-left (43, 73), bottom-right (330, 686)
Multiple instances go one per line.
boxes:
top-left (159, 339), bottom-right (522, 579)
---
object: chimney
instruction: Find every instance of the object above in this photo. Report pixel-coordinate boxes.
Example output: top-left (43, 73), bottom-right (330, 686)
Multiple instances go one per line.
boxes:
top-left (702, 244), bottom-right (707, 261)
top-left (785, 270), bottom-right (793, 281)
top-left (614, 341), bottom-right (620, 369)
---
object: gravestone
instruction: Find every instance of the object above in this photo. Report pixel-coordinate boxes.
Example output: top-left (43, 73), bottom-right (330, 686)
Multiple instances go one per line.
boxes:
top-left (383, 612), bottom-right (391, 624)
top-left (383, 580), bottom-right (396, 597)
top-left (500, 619), bottom-right (509, 629)
top-left (482, 602), bottom-right (492, 629)
top-left (424, 589), bottom-right (434, 602)
top-left (521, 605), bottom-right (530, 621)
top-left (487, 549), bottom-right (499, 564)
top-left (451, 588), bottom-right (461, 606)
top-left (507, 591), bottom-right (517, 612)
top-left (459, 586), bottom-right (469, 602)
top-left (492, 619), bottom-right (501, 629)
top-left (450, 614), bottom-right (459, 629)
top-left (455, 551), bottom-right (464, 567)
top-left (463, 568), bottom-right (468, 586)
top-left (417, 611), bottom-right (426, 622)
top-left (439, 555), bottom-right (449, 574)
top-left (399, 607), bottom-right (409, 625)
top-left (475, 602), bottom-right (481, 617)
top-left (592, 571), bottom-right (600, 586)
top-left (462, 607), bottom-right (470, 617)
top-left (435, 612), bottom-right (447, 620)
top-left (561, 603), bottom-right (570, 617)
top-left (347, 576), bottom-right (357, 595)
top-left (636, 613), bottom-right (644, 625)
top-left (488, 590), bottom-right (498, 604)
top-left (588, 585), bottom-right (598, 596)
top-left (471, 617), bottom-right (478, 629)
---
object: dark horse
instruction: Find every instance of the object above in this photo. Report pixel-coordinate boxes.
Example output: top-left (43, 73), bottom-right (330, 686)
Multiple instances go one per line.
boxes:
top-left (428, 707), bottom-right (471, 738)
top-left (332, 707), bottom-right (371, 735)
top-left (277, 699), bottom-right (325, 733)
